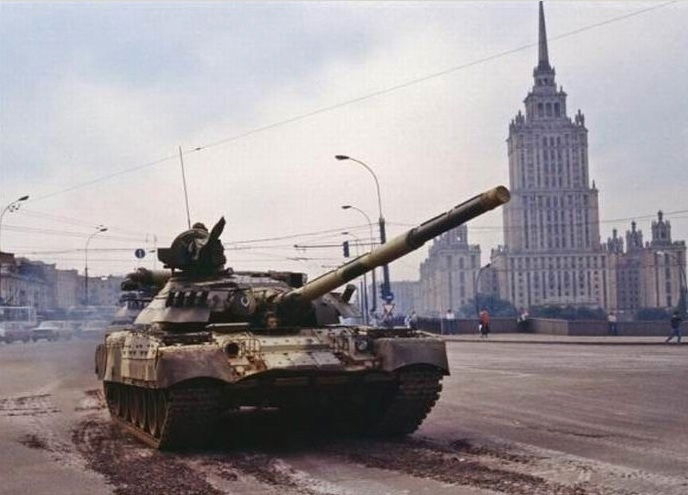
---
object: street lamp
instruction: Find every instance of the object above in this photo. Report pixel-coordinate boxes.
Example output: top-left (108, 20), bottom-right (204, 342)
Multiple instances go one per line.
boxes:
top-left (341, 204), bottom-right (377, 314)
top-left (336, 155), bottom-right (392, 303)
top-left (84, 226), bottom-right (108, 305)
top-left (342, 231), bottom-right (368, 324)
top-left (655, 251), bottom-right (687, 317)
top-left (474, 262), bottom-right (492, 318)
top-left (0, 195), bottom-right (29, 304)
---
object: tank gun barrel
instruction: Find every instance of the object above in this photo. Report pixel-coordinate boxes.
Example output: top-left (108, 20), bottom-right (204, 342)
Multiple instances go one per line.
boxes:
top-left (288, 186), bottom-right (510, 302)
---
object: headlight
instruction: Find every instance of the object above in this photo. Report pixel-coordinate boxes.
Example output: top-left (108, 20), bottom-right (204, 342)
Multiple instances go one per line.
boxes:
top-left (355, 337), bottom-right (369, 352)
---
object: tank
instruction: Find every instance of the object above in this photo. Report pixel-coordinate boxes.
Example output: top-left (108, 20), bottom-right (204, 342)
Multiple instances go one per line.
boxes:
top-left (108, 268), bottom-right (169, 328)
top-left (95, 186), bottom-right (510, 449)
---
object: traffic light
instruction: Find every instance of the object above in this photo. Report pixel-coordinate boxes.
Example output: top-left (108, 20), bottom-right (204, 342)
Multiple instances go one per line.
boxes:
top-left (342, 241), bottom-right (350, 258)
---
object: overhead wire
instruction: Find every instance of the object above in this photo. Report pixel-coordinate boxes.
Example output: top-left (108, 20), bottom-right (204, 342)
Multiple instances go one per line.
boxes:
top-left (386, 208), bottom-right (688, 233)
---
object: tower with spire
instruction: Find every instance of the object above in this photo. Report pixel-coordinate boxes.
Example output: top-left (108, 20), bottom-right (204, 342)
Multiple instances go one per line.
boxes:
top-left (491, 1), bottom-right (609, 310)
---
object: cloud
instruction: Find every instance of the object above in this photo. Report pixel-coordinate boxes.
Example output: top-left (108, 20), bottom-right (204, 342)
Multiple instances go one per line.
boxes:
top-left (1, 1), bottom-right (686, 282)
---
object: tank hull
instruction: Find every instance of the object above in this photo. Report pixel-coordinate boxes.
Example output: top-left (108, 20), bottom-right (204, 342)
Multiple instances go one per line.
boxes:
top-left (97, 326), bottom-right (447, 449)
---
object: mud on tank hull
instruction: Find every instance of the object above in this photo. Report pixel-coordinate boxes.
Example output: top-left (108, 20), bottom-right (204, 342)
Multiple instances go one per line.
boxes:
top-left (96, 326), bottom-right (448, 450)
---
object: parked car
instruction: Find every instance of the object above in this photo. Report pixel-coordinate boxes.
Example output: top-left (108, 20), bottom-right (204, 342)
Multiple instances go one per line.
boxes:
top-left (0, 323), bottom-right (32, 344)
top-left (31, 321), bottom-right (74, 342)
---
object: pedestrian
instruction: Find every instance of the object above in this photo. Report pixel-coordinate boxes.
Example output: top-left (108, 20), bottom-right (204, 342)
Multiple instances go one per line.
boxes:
top-left (665, 311), bottom-right (683, 344)
top-left (445, 308), bottom-right (456, 334)
top-left (607, 311), bottom-right (618, 336)
top-left (517, 308), bottom-right (529, 332)
top-left (478, 308), bottom-right (490, 339)
top-left (404, 310), bottom-right (418, 330)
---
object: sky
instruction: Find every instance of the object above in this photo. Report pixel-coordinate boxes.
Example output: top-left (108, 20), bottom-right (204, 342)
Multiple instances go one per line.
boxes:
top-left (1, 0), bottom-right (687, 282)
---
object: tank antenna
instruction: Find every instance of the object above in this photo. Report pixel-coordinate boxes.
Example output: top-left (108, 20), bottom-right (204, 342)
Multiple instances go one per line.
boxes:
top-left (178, 145), bottom-right (191, 229)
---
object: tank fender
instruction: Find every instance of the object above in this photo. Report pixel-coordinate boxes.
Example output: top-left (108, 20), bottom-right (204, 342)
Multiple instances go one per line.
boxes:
top-left (155, 346), bottom-right (237, 388)
top-left (373, 338), bottom-right (449, 375)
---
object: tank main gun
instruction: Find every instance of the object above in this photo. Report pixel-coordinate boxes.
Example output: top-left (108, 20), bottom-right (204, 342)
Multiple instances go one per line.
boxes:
top-left (284, 186), bottom-right (510, 303)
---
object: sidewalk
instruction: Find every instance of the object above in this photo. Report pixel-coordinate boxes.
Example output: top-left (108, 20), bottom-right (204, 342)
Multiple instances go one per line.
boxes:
top-left (442, 333), bottom-right (683, 345)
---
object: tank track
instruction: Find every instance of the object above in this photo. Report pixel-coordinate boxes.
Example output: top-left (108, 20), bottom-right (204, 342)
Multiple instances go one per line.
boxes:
top-left (368, 367), bottom-right (443, 436)
top-left (104, 381), bottom-right (221, 450)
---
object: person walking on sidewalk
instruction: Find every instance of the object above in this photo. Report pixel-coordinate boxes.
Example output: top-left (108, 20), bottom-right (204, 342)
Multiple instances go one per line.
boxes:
top-left (517, 308), bottom-right (529, 333)
top-left (666, 311), bottom-right (683, 344)
top-left (478, 308), bottom-right (491, 339)
top-left (607, 312), bottom-right (618, 336)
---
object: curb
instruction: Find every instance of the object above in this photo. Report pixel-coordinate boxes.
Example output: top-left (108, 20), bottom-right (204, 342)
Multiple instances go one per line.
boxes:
top-left (443, 338), bottom-right (683, 346)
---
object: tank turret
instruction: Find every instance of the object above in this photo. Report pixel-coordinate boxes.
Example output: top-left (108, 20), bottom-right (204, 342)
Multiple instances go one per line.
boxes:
top-left (134, 186), bottom-right (509, 328)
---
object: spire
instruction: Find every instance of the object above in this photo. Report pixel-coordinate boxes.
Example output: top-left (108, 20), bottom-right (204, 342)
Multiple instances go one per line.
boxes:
top-left (537, 1), bottom-right (551, 71)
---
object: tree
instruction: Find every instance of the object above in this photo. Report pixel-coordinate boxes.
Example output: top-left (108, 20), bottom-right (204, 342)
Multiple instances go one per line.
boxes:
top-left (460, 294), bottom-right (517, 317)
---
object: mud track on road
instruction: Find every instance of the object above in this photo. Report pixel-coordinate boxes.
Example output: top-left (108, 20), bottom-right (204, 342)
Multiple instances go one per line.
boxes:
top-left (71, 408), bottom-right (613, 495)
top-left (73, 418), bottom-right (224, 495)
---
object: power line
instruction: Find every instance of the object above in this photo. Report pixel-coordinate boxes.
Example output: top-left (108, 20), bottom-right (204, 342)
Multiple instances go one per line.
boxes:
top-left (226, 224), bottom-right (371, 245)
top-left (17, 208), bottom-right (155, 238)
top-left (387, 208), bottom-right (688, 233)
top-left (24, 0), bottom-right (678, 204)
top-left (2, 224), bottom-right (147, 242)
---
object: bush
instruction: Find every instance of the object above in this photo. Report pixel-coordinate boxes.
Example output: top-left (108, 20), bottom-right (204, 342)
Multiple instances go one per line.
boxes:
top-left (460, 294), bottom-right (517, 317)
top-left (530, 305), bottom-right (606, 320)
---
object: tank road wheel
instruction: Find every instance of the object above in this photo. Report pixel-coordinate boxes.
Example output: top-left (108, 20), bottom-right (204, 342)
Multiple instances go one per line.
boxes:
top-left (118, 385), bottom-right (129, 420)
top-left (146, 389), bottom-right (165, 439)
top-left (365, 365), bottom-right (444, 437)
top-left (106, 380), bottom-right (221, 450)
top-left (103, 382), bottom-right (119, 415)
top-left (155, 382), bottom-right (222, 450)
top-left (118, 386), bottom-right (128, 421)
top-left (132, 388), bottom-right (146, 429)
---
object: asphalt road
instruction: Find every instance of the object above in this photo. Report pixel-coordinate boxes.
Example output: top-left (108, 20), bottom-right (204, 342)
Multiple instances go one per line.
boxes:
top-left (0, 338), bottom-right (686, 495)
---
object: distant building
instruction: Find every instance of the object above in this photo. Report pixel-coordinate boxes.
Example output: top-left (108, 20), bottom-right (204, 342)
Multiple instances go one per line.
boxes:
top-left (388, 281), bottom-right (420, 316)
top-left (419, 225), bottom-right (480, 316)
top-left (607, 212), bottom-right (686, 314)
top-left (416, 2), bottom-right (686, 317)
top-left (491, 2), bottom-right (612, 310)
top-left (88, 275), bottom-right (124, 307)
top-left (0, 254), bottom-right (54, 310)
top-left (56, 269), bottom-right (80, 309)
top-left (0, 250), bottom-right (123, 312)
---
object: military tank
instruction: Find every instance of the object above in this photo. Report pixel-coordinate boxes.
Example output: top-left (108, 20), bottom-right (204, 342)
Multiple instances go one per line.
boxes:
top-left (95, 186), bottom-right (510, 449)
top-left (109, 268), bottom-right (168, 328)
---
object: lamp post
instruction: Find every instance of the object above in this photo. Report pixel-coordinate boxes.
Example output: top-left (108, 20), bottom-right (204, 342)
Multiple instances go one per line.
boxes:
top-left (341, 204), bottom-right (377, 314)
top-left (342, 231), bottom-right (368, 324)
top-left (336, 155), bottom-right (392, 303)
top-left (656, 251), bottom-right (687, 317)
top-left (84, 226), bottom-right (108, 305)
top-left (474, 263), bottom-right (492, 318)
top-left (0, 195), bottom-right (29, 304)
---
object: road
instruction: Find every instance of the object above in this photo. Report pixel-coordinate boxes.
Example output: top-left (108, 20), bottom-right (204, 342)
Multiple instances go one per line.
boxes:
top-left (0, 338), bottom-right (686, 494)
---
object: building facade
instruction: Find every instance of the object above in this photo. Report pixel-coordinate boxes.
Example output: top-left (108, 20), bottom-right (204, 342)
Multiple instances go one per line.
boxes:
top-left (491, 2), bottom-right (612, 310)
top-left (388, 281), bottom-right (421, 317)
top-left (0, 251), bottom-right (123, 312)
top-left (607, 213), bottom-right (686, 315)
top-left (419, 225), bottom-right (480, 316)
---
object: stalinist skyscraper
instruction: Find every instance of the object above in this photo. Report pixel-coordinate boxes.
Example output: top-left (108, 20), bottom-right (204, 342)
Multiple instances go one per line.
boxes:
top-left (491, 2), bottom-right (612, 309)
